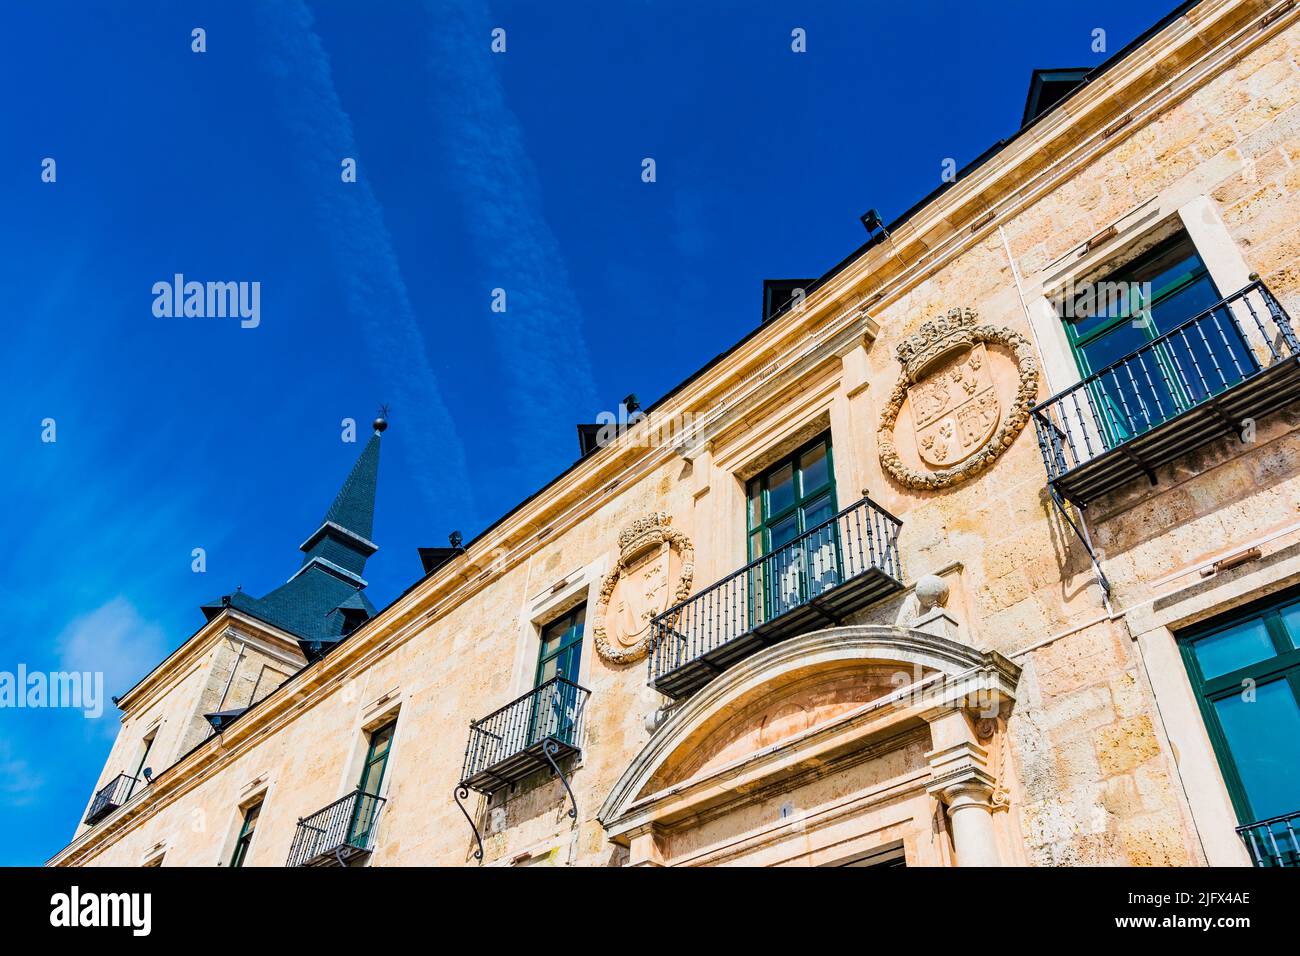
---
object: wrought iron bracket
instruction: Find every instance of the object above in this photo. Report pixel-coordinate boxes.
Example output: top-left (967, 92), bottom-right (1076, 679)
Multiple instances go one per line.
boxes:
top-left (542, 739), bottom-right (578, 820)
top-left (806, 595), bottom-right (845, 627)
top-left (1047, 486), bottom-right (1112, 599)
top-left (453, 785), bottom-right (484, 862)
top-left (1115, 445), bottom-right (1157, 487)
top-left (1200, 394), bottom-right (1242, 443)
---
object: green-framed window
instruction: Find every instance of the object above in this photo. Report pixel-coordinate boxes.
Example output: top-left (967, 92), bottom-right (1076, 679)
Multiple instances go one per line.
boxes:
top-left (349, 720), bottom-right (396, 846)
top-left (531, 605), bottom-right (585, 746)
top-left (1178, 585), bottom-right (1300, 832)
top-left (228, 801), bottom-right (261, 868)
top-left (1060, 233), bottom-right (1247, 442)
top-left (745, 434), bottom-right (840, 620)
top-left (536, 604), bottom-right (584, 688)
top-left (358, 721), bottom-right (396, 797)
top-left (746, 434), bottom-right (837, 560)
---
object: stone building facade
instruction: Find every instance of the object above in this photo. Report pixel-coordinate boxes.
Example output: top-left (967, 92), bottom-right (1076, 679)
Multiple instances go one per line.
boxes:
top-left (51, 0), bottom-right (1300, 868)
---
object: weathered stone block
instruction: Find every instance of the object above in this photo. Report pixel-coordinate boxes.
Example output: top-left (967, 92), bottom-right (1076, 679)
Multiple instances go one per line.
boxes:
top-left (1119, 814), bottom-right (1191, 866)
top-left (1094, 715), bottom-right (1162, 777)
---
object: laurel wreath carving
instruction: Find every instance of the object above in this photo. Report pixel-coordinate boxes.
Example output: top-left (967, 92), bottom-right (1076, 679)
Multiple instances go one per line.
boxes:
top-left (878, 318), bottom-right (1039, 491)
top-left (593, 513), bottom-right (695, 666)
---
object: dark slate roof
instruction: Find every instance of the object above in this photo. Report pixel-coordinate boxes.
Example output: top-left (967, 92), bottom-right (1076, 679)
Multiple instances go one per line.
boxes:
top-left (417, 546), bottom-right (465, 575)
top-left (322, 432), bottom-right (380, 541)
top-left (1021, 67), bottom-right (1092, 127)
top-left (247, 565), bottom-right (375, 638)
top-left (199, 427), bottom-right (384, 658)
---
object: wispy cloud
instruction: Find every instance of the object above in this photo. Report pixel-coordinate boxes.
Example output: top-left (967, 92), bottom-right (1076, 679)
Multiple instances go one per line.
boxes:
top-left (55, 596), bottom-right (168, 731)
top-left (0, 740), bottom-right (42, 809)
top-left (417, 0), bottom-right (599, 473)
top-left (254, 0), bottom-right (478, 525)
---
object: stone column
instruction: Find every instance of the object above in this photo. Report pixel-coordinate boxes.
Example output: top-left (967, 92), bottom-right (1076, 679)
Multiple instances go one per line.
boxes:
top-left (934, 777), bottom-right (1001, 867)
top-left (925, 708), bottom-right (1004, 867)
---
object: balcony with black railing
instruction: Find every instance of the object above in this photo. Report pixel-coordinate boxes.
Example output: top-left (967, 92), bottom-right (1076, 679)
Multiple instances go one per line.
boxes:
top-left (459, 676), bottom-right (591, 794)
top-left (285, 789), bottom-right (386, 867)
top-left (1032, 279), bottom-right (1300, 506)
top-left (84, 773), bottom-right (136, 825)
top-left (648, 494), bottom-right (904, 700)
top-left (1238, 810), bottom-right (1300, 867)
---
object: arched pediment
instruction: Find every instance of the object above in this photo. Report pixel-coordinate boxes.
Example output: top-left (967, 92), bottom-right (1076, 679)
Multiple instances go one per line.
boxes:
top-left (598, 625), bottom-right (1019, 841)
top-left (649, 662), bottom-right (933, 789)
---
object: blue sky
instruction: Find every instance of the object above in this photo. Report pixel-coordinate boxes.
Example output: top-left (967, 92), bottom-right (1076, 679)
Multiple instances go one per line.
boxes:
top-left (0, 0), bottom-right (1178, 865)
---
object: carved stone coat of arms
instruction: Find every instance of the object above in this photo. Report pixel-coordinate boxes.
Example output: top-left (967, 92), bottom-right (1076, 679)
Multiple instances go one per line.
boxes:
top-left (878, 307), bottom-right (1039, 491)
top-left (593, 512), bottom-right (694, 665)
top-left (910, 343), bottom-right (999, 467)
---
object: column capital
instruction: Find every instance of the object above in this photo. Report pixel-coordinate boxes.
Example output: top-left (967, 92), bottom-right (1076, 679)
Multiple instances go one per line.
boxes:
top-left (929, 771), bottom-right (998, 811)
top-left (925, 738), bottom-right (996, 808)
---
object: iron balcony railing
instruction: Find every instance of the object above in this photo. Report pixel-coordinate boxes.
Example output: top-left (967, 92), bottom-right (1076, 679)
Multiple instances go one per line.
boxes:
top-left (84, 773), bottom-right (136, 825)
top-left (648, 494), bottom-right (903, 699)
top-left (1238, 810), bottom-right (1300, 867)
top-left (460, 676), bottom-right (590, 793)
top-left (1032, 280), bottom-right (1300, 504)
top-left (285, 789), bottom-right (386, 867)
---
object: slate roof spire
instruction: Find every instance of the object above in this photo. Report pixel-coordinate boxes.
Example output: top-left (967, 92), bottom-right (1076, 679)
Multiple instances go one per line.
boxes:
top-left (297, 418), bottom-right (384, 581)
top-left (319, 417), bottom-right (384, 542)
top-left (200, 412), bottom-right (388, 662)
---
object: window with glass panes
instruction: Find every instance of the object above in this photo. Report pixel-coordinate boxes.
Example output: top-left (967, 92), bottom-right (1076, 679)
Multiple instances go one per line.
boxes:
top-left (229, 802), bottom-right (261, 868)
top-left (1060, 233), bottom-right (1249, 441)
top-left (349, 721), bottom-right (395, 846)
top-left (358, 721), bottom-right (395, 797)
top-left (1178, 586), bottom-right (1300, 832)
top-left (746, 434), bottom-right (836, 560)
top-left (532, 605), bottom-right (585, 745)
top-left (536, 604), bottom-right (584, 687)
top-left (745, 435), bottom-right (839, 620)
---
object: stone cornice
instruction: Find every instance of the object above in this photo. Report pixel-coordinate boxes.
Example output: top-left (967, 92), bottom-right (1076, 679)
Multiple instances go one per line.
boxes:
top-left (818, 0), bottom-right (1280, 313)
top-left (675, 728), bottom-right (933, 845)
